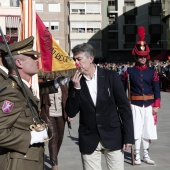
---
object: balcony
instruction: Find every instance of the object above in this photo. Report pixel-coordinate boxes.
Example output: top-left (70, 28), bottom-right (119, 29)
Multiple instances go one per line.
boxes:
top-left (124, 42), bottom-right (135, 49)
top-left (108, 6), bottom-right (116, 13)
top-left (149, 5), bottom-right (161, 16)
top-left (0, 0), bottom-right (19, 7)
top-left (123, 25), bottom-right (137, 34)
top-left (108, 24), bottom-right (118, 31)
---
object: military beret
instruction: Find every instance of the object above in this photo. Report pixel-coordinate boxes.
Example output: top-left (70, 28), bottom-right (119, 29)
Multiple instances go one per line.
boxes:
top-left (0, 36), bottom-right (40, 57)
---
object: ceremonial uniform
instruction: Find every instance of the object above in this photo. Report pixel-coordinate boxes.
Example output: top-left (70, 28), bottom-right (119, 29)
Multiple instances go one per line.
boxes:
top-left (0, 76), bottom-right (44, 170)
top-left (122, 26), bottom-right (161, 165)
top-left (0, 66), bottom-right (8, 83)
top-left (122, 65), bottom-right (160, 140)
top-left (0, 36), bottom-right (49, 170)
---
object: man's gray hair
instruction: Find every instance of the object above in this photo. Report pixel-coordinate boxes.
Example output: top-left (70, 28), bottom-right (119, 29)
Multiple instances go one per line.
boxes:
top-left (72, 43), bottom-right (96, 59)
top-left (4, 54), bottom-right (23, 73)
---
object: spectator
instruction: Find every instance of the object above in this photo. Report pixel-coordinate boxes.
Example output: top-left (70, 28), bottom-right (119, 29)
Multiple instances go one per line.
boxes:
top-left (66, 43), bottom-right (134, 170)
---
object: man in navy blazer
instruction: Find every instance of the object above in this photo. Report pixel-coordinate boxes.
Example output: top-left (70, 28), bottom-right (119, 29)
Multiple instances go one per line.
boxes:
top-left (66, 43), bottom-right (134, 170)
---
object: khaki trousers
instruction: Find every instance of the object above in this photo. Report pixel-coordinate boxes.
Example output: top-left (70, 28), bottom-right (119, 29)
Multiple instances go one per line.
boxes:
top-left (81, 142), bottom-right (124, 170)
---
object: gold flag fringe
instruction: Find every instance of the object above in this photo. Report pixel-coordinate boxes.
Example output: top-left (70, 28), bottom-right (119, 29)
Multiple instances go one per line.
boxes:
top-left (38, 68), bottom-right (78, 80)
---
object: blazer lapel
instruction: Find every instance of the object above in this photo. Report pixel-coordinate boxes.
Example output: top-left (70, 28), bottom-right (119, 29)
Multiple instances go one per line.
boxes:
top-left (0, 68), bottom-right (8, 79)
top-left (80, 76), bottom-right (95, 107)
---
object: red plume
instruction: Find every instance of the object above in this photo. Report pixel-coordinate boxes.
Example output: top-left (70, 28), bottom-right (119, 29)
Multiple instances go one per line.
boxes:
top-left (138, 26), bottom-right (145, 41)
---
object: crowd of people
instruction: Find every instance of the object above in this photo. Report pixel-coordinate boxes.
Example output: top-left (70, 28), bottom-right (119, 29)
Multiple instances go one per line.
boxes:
top-left (0, 25), bottom-right (164, 170)
top-left (98, 59), bottom-right (170, 92)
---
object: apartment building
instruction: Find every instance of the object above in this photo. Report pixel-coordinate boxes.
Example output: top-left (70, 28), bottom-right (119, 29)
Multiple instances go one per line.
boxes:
top-left (0, 0), bottom-right (20, 42)
top-left (103, 0), bottom-right (164, 62)
top-left (162, 0), bottom-right (170, 49)
top-left (68, 0), bottom-right (164, 62)
top-left (69, 0), bottom-right (103, 59)
top-left (35, 0), bottom-right (69, 53)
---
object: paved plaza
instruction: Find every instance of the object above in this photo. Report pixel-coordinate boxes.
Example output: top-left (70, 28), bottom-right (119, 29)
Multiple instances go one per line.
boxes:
top-left (45, 91), bottom-right (170, 170)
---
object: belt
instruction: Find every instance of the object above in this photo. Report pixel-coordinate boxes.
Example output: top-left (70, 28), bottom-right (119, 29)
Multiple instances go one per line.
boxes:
top-left (131, 95), bottom-right (154, 101)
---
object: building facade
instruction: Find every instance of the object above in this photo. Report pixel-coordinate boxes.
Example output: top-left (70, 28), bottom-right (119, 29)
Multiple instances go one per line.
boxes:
top-left (162, 0), bottom-right (170, 50)
top-left (103, 0), bottom-right (165, 62)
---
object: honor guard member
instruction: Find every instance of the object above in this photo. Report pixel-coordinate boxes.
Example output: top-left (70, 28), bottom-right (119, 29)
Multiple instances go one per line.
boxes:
top-left (0, 36), bottom-right (49, 170)
top-left (122, 26), bottom-right (161, 165)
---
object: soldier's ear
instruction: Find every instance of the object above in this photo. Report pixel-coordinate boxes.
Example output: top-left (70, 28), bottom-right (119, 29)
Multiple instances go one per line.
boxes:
top-left (15, 58), bottom-right (23, 68)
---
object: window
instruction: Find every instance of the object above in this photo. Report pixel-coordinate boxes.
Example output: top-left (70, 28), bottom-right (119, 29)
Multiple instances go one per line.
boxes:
top-left (108, 32), bottom-right (118, 49)
top-left (124, 0), bottom-right (135, 6)
top-left (71, 21), bottom-right (101, 33)
top-left (125, 34), bottom-right (136, 42)
top-left (6, 28), bottom-right (18, 35)
top-left (71, 22), bottom-right (86, 33)
top-left (149, 24), bottom-right (161, 34)
top-left (70, 3), bottom-right (85, 14)
top-left (1, 0), bottom-right (10, 6)
top-left (108, 0), bottom-right (115, 6)
top-left (70, 2), bottom-right (101, 14)
top-left (11, 0), bottom-right (19, 7)
top-left (124, 15), bottom-right (136, 24)
top-left (86, 3), bottom-right (101, 14)
top-left (149, 6), bottom-right (161, 16)
top-left (36, 4), bottom-right (43, 12)
top-left (50, 22), bottom-right (59, 30)
top-left (48, 3), bottom-right (60, 12)
top-left (87, 22), bottom-right (101, 33)
top-left (123, 25), bottom-right (137, 34)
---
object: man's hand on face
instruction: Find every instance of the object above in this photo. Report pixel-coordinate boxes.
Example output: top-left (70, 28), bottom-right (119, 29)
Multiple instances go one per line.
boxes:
top-left (72, 70), bottom-right (82, 89)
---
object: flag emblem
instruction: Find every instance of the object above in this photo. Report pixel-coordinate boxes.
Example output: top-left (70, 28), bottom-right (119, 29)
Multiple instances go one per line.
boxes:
top-left (2, 100), bottom-right (14, 113)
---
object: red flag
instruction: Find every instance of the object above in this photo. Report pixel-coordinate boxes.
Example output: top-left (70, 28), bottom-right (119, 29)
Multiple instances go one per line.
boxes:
top-left (36, 13), bottom-right (75, 72)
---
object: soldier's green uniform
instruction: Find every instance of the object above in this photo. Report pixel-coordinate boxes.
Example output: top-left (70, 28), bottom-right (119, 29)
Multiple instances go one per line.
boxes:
top-left (0, 36), bottom-right (46, 170)
top-left (0, 75), bottom-right (44, 170)
top-left (0, 67), bottom-right (8, 83)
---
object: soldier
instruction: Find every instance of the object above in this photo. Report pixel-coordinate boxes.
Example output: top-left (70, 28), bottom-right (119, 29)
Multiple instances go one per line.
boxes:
top-left (122, 26), bottom-right (161, 165)
top-left (0, 36), bottom-right (49, 170)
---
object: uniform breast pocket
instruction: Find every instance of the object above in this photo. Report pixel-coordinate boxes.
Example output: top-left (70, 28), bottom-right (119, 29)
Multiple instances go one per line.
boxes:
top-left (25, 108), bottom-right (32, 117)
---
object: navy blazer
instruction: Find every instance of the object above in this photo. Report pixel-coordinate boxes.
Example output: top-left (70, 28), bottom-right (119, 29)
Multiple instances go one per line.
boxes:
top-left (66, 67), bottom-right (134, 154)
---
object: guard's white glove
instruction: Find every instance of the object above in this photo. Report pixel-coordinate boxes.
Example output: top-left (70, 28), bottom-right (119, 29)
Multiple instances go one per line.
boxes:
top-left (54, 76), bottom-right (70, 89)
top-left (30, 129), bottom-right (48, 145)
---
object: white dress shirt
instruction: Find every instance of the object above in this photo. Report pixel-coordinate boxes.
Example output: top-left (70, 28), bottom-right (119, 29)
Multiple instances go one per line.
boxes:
top-left (84, 67), bottom-right (97, 106)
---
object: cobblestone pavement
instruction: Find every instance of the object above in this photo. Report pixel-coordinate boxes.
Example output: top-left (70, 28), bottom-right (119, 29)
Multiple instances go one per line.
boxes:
top-left (45, 91), bottom-right (170, 170)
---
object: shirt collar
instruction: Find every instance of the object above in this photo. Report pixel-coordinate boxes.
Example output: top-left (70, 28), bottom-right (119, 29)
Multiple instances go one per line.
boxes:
top-left (0, 65), bottom-right (8, 74)
top-left (136, 65), bottom-right (148, 71)
top-left (83, 65), bottom-right (97, 81)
